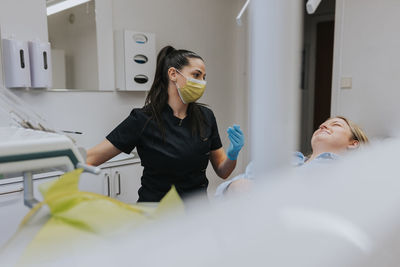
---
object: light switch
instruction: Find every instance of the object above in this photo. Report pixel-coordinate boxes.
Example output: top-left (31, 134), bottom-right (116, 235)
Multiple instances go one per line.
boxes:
top-left (341, 77), bottom-right (352, 89)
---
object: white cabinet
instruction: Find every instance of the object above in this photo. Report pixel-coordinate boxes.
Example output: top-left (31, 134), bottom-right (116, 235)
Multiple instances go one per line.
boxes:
top-left (80, 160), bottom-right (143, 204)
top-left (79, 171), bottom-right (109, 196)
top-left (0, 175), bottom-right (58, 247)
top-left (100, 163), bottom-right (142, 204)
top-left (0, 181), bottom-right (28, 248)
top-left (109, 163), bottom-right (143, 204)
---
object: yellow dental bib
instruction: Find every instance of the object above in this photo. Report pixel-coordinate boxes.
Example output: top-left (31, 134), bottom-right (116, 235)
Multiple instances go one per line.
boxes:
top-left (1, 169), bottom-right (184, 266)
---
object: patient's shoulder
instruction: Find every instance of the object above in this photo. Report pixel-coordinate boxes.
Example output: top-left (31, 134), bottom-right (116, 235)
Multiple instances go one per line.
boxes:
top-left (293, 151), bottom-right (307, 166)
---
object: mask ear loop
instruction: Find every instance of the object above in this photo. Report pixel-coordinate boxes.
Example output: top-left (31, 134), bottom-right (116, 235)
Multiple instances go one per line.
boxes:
top-left (174, 68), bottom-right (188, 104)
top-left (175, 68), bottom-right (183, 76)
top-left (173, 68), bottom-right (186, 89)
top-left (173, 69), bottom-right (188, 104)
top-left (171, 67), bottom-right (181, 91)
top-left (175, 69), bottom-right (188, 82)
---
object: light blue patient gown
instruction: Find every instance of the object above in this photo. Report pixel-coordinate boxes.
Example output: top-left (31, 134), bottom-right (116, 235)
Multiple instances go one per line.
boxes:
top-left (215, 152), bottom-right (339, 198)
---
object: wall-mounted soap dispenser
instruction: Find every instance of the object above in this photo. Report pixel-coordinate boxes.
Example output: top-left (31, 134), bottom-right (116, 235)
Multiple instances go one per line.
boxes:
top-left (114, 30), bottom-right (156, 91)
top-left (1, 38), bottom-right (31, 88)
top-left (28, 41), bottom-right (52, 88)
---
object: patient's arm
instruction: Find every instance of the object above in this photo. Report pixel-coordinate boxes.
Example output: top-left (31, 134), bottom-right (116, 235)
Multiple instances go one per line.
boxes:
top-left (86, 139), bottom-right (121, 166)
top-left (225, 178), bottom-right (253, 196)
top-left (215, 162), bottom-right (254, 198)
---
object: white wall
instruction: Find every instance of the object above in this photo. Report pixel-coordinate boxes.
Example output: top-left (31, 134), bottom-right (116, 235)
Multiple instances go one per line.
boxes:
top-left (48, 0), bottom-right (99, 89)
top-left (0, 0), bottom-right (48, 85)
top-left (0, 0), bottom-right (47, 41)
top-left (0, 0), bottom-right (249, 195)
top-left (332, 0), bottom-right (400, 139)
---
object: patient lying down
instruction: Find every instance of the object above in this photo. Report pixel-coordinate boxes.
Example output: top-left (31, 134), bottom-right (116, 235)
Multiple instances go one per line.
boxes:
top-left (215, 116), bottom-right (369, 197)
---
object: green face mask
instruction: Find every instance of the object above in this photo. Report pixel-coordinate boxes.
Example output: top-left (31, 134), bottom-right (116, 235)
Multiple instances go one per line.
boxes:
top-left (175, 69), bottom-right (207, 104)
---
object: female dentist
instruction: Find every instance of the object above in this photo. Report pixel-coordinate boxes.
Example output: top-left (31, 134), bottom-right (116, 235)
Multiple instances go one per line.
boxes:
top-left (87, 46), bottom-right (244, 202)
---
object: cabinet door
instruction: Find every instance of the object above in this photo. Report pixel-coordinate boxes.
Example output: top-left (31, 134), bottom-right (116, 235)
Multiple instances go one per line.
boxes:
top-left (112, 163), bottom-right (143, 204)
top-left (79, 170), bottom-right (109, 196)
top-left (33, 176), bottom-right (59, 202)
top-left (0, 176), bottom-right (58, 248)
top-left (0, 182), bottom-right (28, 247)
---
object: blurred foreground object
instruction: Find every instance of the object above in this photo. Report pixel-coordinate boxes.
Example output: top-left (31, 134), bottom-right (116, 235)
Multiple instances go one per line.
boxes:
top-left (0, 168), bottom-right (183, 266)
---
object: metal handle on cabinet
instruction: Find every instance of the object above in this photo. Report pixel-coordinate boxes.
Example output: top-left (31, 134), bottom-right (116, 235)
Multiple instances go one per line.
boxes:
top-left (0, 187), bottom-right (24, 196)
top-left (115, 171), bottom-right (121, 196)
top-left (105, 173), bottom-right (110, 197)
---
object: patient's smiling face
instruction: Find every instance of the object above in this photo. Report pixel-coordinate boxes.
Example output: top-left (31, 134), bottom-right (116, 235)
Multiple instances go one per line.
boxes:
top-left (311, 117), bottom-right (358, 153)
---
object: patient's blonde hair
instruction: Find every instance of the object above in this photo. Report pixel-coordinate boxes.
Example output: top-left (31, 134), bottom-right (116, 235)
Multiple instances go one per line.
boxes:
top-left (335, 116), bottom-right (369, 144)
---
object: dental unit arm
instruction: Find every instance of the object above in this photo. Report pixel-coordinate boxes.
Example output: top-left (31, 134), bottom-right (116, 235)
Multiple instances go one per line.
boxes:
top-left (0, 86), bottom-right (99, 208)
top-left (0, 127), bottom-right (100, 208)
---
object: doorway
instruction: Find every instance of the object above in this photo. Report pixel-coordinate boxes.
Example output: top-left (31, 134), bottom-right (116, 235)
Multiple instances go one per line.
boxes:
top-left (300, 0), bottom-right (336, 154)
top-left (313, 20), bottom-right (334, 131)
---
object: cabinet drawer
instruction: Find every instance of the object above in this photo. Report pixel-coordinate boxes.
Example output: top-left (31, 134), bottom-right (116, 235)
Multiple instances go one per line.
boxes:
top-left (0, 176), bottom-right (58, 247)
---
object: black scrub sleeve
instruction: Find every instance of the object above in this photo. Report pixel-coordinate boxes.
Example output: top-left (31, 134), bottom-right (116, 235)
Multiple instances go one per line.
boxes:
top-left (209, 111), bottom-right (223, 151)
top-left (106, 109), bottom-right (145, 154)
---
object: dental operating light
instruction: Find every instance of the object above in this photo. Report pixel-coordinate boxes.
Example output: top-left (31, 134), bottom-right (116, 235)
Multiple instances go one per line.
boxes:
top-left (47, 0), bottom-right (91, 16)
top-left (236, 0), bottom-right (250, 26)
top-left (306, 0), bottom-right (322, 14)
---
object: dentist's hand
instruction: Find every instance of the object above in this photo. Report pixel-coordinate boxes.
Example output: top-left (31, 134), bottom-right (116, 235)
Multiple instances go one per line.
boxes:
top-left (226, 125), bottom-right (244, 160)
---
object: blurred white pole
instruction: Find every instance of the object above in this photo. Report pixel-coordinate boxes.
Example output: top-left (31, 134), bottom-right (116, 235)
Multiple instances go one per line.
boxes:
top-left (249, 0), bottom-right (302, 176)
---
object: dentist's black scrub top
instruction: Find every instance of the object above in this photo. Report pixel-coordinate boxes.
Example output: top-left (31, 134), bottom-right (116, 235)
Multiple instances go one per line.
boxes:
top-left (106, 104), bottom-right (222, 202)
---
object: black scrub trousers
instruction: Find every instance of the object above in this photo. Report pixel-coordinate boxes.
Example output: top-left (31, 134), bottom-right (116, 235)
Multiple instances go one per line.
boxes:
top-left (106, 104), bottom-right (222, 202)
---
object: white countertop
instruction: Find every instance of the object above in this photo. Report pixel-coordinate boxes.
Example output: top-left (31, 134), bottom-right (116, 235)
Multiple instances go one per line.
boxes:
top-left (99, 152), bottom-right (140, 168)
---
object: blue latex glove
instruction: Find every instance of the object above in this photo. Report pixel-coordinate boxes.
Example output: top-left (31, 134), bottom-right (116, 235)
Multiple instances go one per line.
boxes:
top-left (226, 124), bottom-right (244, 160)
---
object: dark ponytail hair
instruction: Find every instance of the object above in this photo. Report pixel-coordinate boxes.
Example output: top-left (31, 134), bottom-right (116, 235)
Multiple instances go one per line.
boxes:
top-left (143, 46), bottom-right (208, 138)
